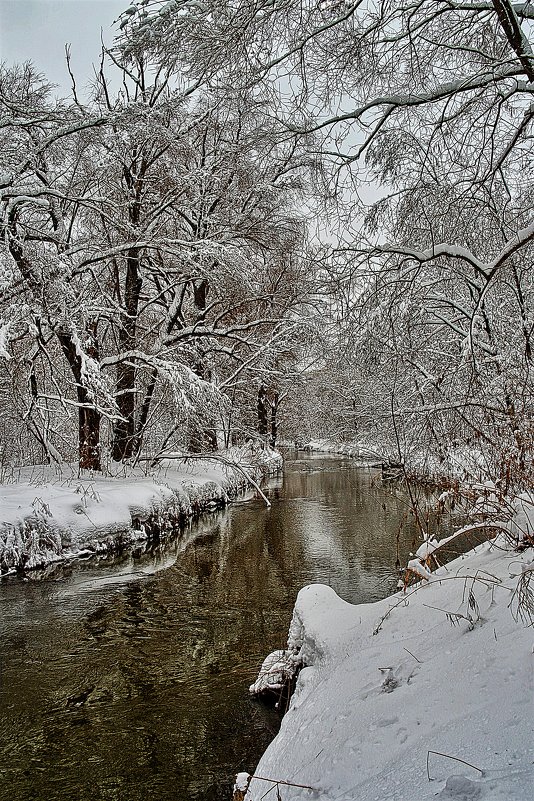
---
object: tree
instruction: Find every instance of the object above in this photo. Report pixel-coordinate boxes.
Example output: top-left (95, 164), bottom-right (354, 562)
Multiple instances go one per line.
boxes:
top-left (123, 0), bottom-right (534, 273)
top-left (87, 47), bottom-right (314, 460)
top-left (0, 52), bottom-right (316, 469)
top-left (0, 63), bottom-right (111, 470)
top-left (121, 0), bottom-right (533, 483)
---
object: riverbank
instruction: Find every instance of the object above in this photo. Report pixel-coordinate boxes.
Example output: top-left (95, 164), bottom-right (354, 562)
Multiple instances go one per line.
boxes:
top-left (299, 438), bottom-right (490, 487)
top-left (0, 443), bottom-right (281, 574)
top-left (298, 438), bottom-right (383, 463)
top-left (243, 511), bottom-right (534, 800)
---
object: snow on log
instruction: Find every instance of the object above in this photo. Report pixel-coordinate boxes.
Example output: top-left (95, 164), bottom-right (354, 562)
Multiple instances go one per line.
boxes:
top-left (407, 558), bottom-right (432, 581)
top-left (249, 650), bottom-right (297, 703)
top-left (233, 772), bottom-right (251, 800)
top-left (415, 538), bottom-right (440, 559)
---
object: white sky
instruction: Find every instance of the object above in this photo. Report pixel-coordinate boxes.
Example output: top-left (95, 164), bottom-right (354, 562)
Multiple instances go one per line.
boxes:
top-left (0, 0), bottom-right (126, 97)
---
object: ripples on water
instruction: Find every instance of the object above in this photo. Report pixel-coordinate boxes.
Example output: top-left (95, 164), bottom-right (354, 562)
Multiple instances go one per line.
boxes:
top-left (0, 454), bottom-right (426, 801)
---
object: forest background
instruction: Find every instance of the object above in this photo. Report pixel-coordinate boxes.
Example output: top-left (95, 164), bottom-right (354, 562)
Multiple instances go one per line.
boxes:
top-left (1, 0), bottom-right (533, 496)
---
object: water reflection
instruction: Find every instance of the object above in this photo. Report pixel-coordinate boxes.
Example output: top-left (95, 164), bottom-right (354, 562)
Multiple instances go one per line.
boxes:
top-left (0, 454), bottom-right (421, 801)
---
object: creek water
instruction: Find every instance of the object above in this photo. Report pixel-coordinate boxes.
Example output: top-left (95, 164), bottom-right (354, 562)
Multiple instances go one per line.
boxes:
top-left (0, 453), bottom-right (425, 801)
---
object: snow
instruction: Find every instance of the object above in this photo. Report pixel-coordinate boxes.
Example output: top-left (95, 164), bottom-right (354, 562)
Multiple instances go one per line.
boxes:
top-left (0, 320), bottom-right (11, 359)
top-left (235, 772), bottom-right (252, 791)
top-left (415, 538), bottom-right (440, 559)
top-left (0, 444), bottom-right (282, 572)
top-left (406, 556), bottom-right (432, 580)
top-left (249, 650), bottom-right (298, 698)
top-left (500, 493), bottom-right (534, 544)
top-left (245, 535), bottom-right (534, 801)
top-left (299, 438), bottom-right (385, 464)
top-left (297, 438), bottom-right (512, 490)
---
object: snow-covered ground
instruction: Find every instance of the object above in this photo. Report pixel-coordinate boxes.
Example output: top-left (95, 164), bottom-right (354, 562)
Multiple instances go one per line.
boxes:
top-left (0, 444), bottom-right (281, 573)
top-left (298, 439), bottom-right (502, 487)
top-left (298, 439), bottom-right (385, 464)
top-left (243, 519), bottom-right (534, 800)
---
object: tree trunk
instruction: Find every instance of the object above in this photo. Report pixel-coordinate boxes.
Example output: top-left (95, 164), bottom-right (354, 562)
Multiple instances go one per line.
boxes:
top-left (57, 329), bottom-right (102, 472)
top-left (270, 391), bottom-right (279, 449)
top-left (112, 247), bottom-right (142, 461)
top-left (79, 405), bottom-right (102, 470)
top-left (188, 279), bottom-right (217, 452)
top-left (132, 367), bottom-right (159, 455)
top-left (7, 222), bottom-right (102, 471)
top-left (258, 385), bottom-right (269, 439)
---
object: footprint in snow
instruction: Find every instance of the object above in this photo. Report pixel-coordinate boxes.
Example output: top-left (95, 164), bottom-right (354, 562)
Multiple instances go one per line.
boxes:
top-left (376, 715), bottom-right (399, 727)
top-left (396, 726), bottom-right (408, 744)
top-left (438, 775), bottom-right (482, 799)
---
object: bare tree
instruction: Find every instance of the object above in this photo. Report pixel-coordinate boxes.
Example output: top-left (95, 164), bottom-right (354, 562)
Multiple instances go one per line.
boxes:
top-left (0, 64), bottom-right (111, 469)
top-left (0, 51), bottom-right (317, 469)
top-left (117, 0), bottom-right (531, 482)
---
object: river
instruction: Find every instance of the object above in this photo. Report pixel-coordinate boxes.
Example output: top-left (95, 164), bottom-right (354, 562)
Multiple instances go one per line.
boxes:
top-left (0, 453), bottom-right (426, 801)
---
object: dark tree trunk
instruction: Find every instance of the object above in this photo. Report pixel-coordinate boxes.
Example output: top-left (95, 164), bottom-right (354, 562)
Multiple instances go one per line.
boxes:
top-left (79, 406), bottom-right (102, 470)
top-left (57, 329), bottom-right (102, 472)
top-left (7, 222), bottom-right (102, 471)
top-left (258, 385), bottom-right (269, 438)
top-left (188, 279), bottom-right (217, 452)
top-left (112, 247), bottom-right (142, 461)
top-left (491, 0), bottom-right (534, 83)
top-left (193, 279), bottom-right (208, 311)
top-left (270, 391), bottom-right (279, 449)
top-left (132, 367), bottom-right (158, 455)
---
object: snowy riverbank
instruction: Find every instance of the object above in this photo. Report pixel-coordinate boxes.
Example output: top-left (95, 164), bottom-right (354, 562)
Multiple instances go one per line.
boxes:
top-left (243, 526), bottom-right (534, 800)
top-left (297, 439), bottom-right (384, 464)
top-left (298, 439), bottom-right (502, 487)
top-left (0, 444), bottom-right (281, 573)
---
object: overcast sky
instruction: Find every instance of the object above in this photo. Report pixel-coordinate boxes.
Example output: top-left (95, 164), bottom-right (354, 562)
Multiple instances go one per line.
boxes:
top-left (0, 0), bottom-right (126, 96)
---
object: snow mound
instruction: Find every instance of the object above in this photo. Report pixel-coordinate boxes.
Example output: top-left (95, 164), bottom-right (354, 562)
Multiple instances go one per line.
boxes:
top-left (245, 540), bottom-right (534, 801)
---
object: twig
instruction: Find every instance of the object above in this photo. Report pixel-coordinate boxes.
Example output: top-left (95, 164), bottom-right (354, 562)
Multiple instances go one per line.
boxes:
top-left (403, 646), bottom-right (422, 663)
top-left (509, 563), bottom-right (534, 625)
top-left (427, 750), bottom-right (484, 781)
top-left (422, 602), bottom-right (475, 629)
top-left (373, 573), bottom-right (500, 635)
top-left (253, 774), bottom-right (316, 789)
top-left (253, 774), bottom-right (317, 800)
top-left (65, 44), bottom-right (81, 107)
top-left (389, 375), bottom-right (426, 538)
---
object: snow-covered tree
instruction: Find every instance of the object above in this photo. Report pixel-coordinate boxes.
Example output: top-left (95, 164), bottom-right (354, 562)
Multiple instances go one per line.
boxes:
top-left (0, 63), bottom-right (111, 469)
top-left (120, 0), bottom-right (533, 484)
top-left (85, 48), bottom-right (316, 461)
top-left (0, 51), bottom-right (317, 470)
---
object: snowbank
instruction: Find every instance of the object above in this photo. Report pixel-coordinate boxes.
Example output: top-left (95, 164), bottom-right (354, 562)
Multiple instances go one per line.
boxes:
top-left (0, 444), bottom-right (282, 573)
top-left (299, 439), bottom-right (385, 464)
top-left (245, 537), bottom-right (534, 801)
top-left (299, 439), bottom-right (505, 488)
